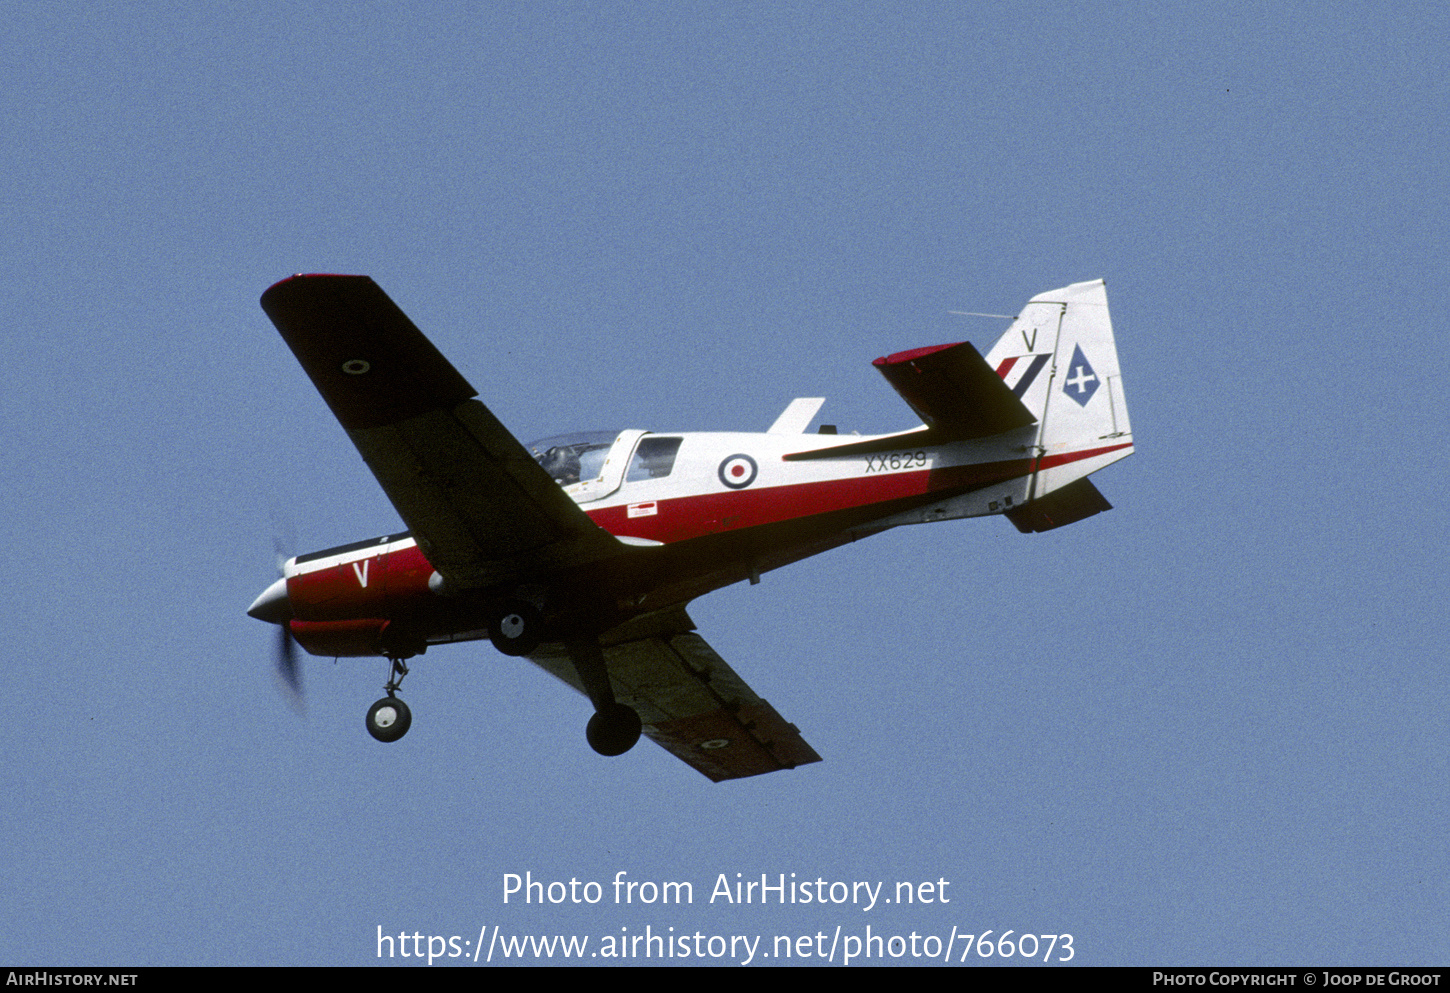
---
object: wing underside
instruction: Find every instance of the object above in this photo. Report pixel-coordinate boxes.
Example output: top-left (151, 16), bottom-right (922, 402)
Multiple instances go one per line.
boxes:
top-left (528, 608), bottom-right (821, 782)
top-left (260, 274), bottom-right (618, 587)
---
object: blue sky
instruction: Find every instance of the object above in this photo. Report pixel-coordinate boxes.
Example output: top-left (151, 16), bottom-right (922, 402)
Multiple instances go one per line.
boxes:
top-left (4, 1), bottom-right (1446, 966)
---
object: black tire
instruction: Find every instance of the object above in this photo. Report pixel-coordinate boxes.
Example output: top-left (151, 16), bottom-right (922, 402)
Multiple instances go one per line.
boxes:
top-left (488, 600), bottom-right (543, 657)
top-left (366, 696), bottom-right (412, 743)
top-left (586, 704), bottom-right (642, 756)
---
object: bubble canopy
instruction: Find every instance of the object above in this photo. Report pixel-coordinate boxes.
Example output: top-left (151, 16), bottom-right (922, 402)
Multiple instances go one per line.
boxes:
top-left (526, 431), bottom-right (620, 486)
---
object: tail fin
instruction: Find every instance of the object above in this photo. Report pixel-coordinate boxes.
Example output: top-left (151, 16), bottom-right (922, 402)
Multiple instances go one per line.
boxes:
top-left (983, 279), bottom-right (1133, 529)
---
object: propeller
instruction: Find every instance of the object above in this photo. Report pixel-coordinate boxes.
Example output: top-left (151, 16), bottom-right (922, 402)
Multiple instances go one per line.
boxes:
top-left (274, 612), bottom-right (302, 705)
top-left (248, 521), bottom-right (304, 712)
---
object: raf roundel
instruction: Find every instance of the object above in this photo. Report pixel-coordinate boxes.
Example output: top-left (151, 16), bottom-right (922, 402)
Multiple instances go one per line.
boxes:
top-left (717, 454), bottom-right (758, 489)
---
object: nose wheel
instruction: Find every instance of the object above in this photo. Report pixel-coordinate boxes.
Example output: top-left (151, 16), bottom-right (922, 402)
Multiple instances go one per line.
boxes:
top-left (366, 657), bottom-right (413, 743)
top-left (366, 695), bottom-right (412, 742)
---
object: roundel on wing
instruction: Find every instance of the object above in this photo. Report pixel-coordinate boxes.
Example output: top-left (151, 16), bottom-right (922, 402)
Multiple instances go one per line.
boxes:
top-left (717, 454), bottom-right (758, 489)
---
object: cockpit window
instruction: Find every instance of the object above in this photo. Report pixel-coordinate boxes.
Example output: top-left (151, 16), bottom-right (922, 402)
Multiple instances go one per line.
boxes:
top-left (626, 436), bottom-right (683, 481)
top-left (527, 431), bottom-right (619, 486)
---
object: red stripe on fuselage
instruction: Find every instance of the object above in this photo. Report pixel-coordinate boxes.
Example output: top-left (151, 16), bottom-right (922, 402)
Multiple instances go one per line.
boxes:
top-left (585, 443), bottom-right (1130, 544)
top-left (587, 470), bottom-right (930, 543)
top-left (281, 441), bottom-right (1132, 631)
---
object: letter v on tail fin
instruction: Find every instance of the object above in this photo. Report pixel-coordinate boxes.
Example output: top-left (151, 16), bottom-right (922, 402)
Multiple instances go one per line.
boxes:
top-left (983, 279), bottom-right (1134, 531)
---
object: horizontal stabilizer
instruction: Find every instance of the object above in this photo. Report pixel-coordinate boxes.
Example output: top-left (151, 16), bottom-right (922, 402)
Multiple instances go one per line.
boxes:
top-left (873, 341), bottom-right (1037, 440)
top-left (1005, 478), bottom-right (1113, 533)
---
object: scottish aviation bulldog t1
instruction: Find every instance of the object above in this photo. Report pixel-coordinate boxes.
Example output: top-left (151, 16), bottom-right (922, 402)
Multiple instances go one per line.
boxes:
top-left (248, 276), bottom-right (1133, 780)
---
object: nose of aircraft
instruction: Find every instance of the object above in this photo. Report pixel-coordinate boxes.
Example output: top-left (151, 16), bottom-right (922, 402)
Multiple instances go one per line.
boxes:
top-left (247, 576), bottom-right (290, 625)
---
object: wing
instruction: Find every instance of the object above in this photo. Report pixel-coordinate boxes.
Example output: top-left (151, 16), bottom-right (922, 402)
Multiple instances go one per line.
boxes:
top-left (260, 274), bottom-right (619, 588)
top-left (528, 607), bottom-right (822, 782)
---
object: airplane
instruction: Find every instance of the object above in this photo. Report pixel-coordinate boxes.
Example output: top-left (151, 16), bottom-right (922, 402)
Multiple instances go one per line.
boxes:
top-left (247, 275), bottom-right (1133, 781)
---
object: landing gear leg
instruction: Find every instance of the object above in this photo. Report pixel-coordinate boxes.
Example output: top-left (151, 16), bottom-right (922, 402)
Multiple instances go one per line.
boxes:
top-left (566, 639), bottom-right (641, 757)
top-left (366, 657), bottom-right (413, 743)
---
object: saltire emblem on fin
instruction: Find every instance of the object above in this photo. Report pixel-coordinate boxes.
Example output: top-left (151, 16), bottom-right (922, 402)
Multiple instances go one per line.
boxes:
top-left (1061, 344), bottom-right (1099, 406)
top-left (995, 353), bottom-right (1050, 397)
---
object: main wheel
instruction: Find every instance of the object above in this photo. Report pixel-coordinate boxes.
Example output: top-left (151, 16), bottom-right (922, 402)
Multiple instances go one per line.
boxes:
top-left (488, 599), bottom-right (543, 657)
top-left (366, 696), bottom-right (412, 743)
top-left (586, 703), bottom-right (642, 756)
